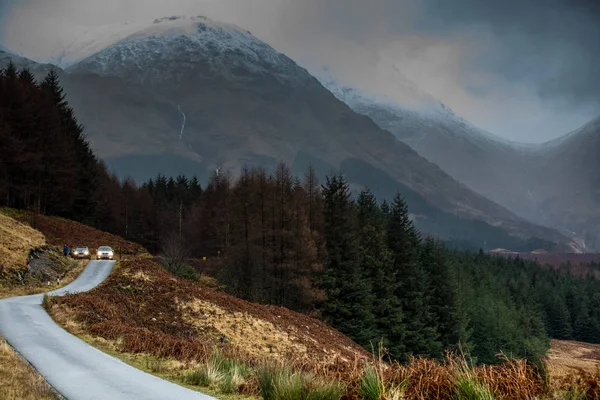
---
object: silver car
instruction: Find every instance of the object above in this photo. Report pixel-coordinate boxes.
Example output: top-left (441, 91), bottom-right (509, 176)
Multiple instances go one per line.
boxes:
top-left (72, 246), bottom-right (91, 259)
top-left (96, 246), bottom-right (114, 260)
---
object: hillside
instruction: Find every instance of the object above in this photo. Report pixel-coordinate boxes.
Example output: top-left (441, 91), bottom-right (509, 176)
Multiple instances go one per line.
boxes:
top-left (0, 209), bottom-right (146, 296)
top-left (47, 259), bottom-right (368, 367)
top-left (0, 16), bottom-right (581, 252)
top-left (0, 212), bottom-right (46, 273)
top-left (42, 247), bottom-right (600, 399)
top-left (320, 79), bottom-right (600, 251)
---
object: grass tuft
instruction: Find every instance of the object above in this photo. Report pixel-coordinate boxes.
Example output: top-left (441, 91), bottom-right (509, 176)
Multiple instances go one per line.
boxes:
top-left (358, 364), bottom-right (382, 400)
top-left (452, 356), bottom-right (495, 400)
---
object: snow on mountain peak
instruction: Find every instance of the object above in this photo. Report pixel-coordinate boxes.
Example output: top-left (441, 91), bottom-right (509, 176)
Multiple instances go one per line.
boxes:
top-left (67, 15), bottom-right (309, 86)
top-left (317, 75), bottom-right (540, 151)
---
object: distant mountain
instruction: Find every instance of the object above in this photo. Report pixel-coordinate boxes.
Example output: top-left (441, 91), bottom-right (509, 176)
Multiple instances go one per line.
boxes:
top-left (0, 47), bottom-right (59, 78)
top-left (319, 79), bottom-right (600, 251)
top-left (0, 16), bottom-right (581, 252)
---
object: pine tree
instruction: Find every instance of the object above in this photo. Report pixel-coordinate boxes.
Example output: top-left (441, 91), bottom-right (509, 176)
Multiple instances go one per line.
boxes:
top-left (356, 189), bottom-right (405, 359)
top-left (544, 292), bottom-right (573, 340)
top-left (421, 237), bottom-right (467, 357)
top-left (387, 193), bottom-right (438, 361)
top-left (320, 175), bottom-right (375, 347)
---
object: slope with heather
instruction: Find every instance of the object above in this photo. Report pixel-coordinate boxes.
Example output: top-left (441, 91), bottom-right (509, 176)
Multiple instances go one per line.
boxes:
top-left (47, 258), bottom-right (369, 367)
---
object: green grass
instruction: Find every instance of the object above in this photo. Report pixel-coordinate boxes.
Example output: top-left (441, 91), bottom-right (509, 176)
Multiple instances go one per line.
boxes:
top-left (257, 363), bottom-right (343, 400)
top-left (358, 364), bottom-right (382, 400)
top-left (562, 386), bottom-right (588, 400)
top-left (452, 357), bottom-right (495, 400)
top-left (453, 375), bottom-right (495, 400)
top-left (182, 350), bottom-right (253, 396)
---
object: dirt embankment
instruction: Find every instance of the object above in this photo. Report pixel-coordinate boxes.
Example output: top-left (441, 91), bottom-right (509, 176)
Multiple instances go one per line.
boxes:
top-left (46, 258), bottom-right (369, 369)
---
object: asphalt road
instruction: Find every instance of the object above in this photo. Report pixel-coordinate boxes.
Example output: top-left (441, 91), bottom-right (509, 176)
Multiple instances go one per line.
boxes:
top-left (0, 260), bottom-right (215, 400)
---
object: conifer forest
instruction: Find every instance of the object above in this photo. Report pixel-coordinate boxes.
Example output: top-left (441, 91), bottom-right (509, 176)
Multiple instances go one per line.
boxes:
top-left (3, 63), bottom-right (600, 367)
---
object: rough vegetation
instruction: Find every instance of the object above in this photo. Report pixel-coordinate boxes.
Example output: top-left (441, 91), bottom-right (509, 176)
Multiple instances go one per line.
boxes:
top-left (45, 256), bottom-right (600, 399)
top-left (46, 259), bottom-right (368, 366)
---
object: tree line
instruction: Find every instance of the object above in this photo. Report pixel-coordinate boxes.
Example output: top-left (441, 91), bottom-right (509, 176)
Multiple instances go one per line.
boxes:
top-left (3, 63), bottom-right (600, 366)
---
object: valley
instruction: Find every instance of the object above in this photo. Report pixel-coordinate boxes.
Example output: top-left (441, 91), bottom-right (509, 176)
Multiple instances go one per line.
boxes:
top-left (1, 4), bottom-right (600, 400)
top-left (320, 78), bottom-right (600, 251)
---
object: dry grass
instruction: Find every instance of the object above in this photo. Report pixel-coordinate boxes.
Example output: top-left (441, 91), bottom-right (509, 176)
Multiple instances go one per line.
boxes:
top-left (0, 212), bottom-right (46, 273)
top-left (181, 299), bottom-right (309, 360)
top-left (548, 340), bottom-right (600, 378)
top-left (46, 259), bottom-right (368, 367)
top-left (0, 337), bottom-right (58, 400)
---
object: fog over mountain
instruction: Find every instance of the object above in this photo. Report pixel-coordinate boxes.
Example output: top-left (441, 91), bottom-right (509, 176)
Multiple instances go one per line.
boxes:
top-left (1, 0), bottom-right (599, 142)
top-left (0, 14), bottom-right (584, 253)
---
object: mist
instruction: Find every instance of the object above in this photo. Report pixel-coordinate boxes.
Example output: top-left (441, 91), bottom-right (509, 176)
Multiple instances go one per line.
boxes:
top-left (1, 0), bottom-right (598, 143)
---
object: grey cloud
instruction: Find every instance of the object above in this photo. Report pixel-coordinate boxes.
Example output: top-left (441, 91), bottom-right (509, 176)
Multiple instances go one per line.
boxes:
top-left (279, 0), bottom-right (600, 107)
top-left (1, 0), bottom-right (599, 142)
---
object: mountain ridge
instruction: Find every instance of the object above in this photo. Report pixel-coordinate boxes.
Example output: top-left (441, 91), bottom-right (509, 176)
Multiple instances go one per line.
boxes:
top-left (0, 16), bottom-right (582, 252)
top-left (322, 79), bottom-right (599, 250)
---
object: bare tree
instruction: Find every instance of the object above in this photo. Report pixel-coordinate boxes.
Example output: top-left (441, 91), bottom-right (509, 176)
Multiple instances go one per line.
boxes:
top-left (160, 233), bottom-right (192, 277)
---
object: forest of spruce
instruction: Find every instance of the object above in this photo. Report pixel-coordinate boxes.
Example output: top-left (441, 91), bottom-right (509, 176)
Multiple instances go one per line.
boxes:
top-left (3, 62), bottom-right (600, 367)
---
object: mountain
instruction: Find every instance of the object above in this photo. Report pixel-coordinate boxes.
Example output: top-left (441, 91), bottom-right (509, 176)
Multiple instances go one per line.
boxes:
top-left (534, 117), bottom-right (600, 249)
top-left (319, 78), bottom-right (599, 251)
top-left (0, 16), bottom-right (581, 252)
top-left (0, 47), bottom-right (58, 78)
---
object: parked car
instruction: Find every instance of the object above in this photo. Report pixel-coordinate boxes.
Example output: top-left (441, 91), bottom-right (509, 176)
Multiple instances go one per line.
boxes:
top-left (72, 246), bottom-right (91, 260)
top-left (96, 246), bottom-right (114, 260)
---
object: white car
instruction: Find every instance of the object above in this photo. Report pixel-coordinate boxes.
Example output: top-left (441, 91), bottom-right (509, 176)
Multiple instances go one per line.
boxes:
top-left (72, 247), bottom-right (91, 260)
top-left (96, 246), bottom-right (114, 260)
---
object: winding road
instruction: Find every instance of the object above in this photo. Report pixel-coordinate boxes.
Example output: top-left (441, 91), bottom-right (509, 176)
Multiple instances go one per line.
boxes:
top-left (0, 260), bottom-right (214, 400)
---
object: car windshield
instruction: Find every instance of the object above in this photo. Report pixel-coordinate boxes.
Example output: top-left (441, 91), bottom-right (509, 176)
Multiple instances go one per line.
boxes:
top-left (99, 247), bottom-right (112, 251)
top-left (76, 247), bottom-right (88, 251)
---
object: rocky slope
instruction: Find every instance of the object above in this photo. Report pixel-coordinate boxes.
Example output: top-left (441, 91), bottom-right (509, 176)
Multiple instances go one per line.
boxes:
top-left (0, 16), bottom-right (580, 251)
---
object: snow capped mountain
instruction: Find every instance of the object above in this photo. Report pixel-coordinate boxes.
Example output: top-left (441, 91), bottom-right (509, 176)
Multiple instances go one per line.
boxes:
top-left (540, 115), bottom-right (600, 151)
top-left (316, 75), bottom-right (600, 251)
top-left (318, 75), bottom-right (538, 152)
top-left (67, 16), bottom-right (312, 86)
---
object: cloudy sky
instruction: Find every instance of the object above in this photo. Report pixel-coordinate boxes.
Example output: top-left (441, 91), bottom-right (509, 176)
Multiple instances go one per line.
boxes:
top-left (1, 0), bottom-right (599, 143)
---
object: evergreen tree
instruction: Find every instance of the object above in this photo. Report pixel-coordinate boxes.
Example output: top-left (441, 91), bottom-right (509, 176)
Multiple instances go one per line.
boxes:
top-left (356, 189), bottom-right (405, 358)
top-left (421, 237), bottom-right (468, 357)
top-left (388, 193), bottom-right (438, 361)
top-left (320, 175), bottom-right (375, 347)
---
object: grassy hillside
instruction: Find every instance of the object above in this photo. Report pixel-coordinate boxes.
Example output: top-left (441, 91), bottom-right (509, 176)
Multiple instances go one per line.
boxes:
top-left (0, 211), bottom-right (45, 273)
top-left (43, 256), bottom-right (600, 399)
top-left (46, 259), bottom-right (368, 367)
top-left (7, 211), bottom-right (147, 257)
top-left (0, 208), bottom-right (146, 298)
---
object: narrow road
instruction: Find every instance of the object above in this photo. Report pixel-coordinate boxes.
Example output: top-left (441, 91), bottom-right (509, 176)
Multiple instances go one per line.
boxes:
top-left (0, 260), bottom-right (214, 400)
